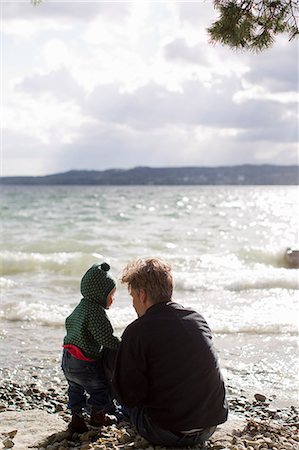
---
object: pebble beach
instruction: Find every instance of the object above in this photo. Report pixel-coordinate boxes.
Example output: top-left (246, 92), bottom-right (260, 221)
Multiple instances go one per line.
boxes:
top-left (0, 377), bottom-right (298, 450)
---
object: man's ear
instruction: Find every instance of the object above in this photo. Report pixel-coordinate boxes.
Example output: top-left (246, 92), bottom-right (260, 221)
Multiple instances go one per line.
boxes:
top-left (139, 288), bottom-right (147, 304)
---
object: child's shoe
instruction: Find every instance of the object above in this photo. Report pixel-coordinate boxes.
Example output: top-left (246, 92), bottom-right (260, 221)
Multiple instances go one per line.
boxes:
top-left (69, 411), bottom-right (88, 433)
top-left (90, 408), bottom-right (117, 427)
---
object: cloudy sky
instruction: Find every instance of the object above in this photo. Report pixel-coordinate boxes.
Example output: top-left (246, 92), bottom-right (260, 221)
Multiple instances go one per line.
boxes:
top-left (2, 0), bottom-right (298, 176)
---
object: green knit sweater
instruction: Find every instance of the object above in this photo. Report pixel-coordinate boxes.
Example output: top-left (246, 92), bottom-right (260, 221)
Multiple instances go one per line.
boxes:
top-left (64, 298), bottom-right (120, 360)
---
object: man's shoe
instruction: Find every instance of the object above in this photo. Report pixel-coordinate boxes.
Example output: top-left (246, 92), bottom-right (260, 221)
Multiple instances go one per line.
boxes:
top-left (90, 409), bottom-right (117, 427)
top-left (68, 412), bottom-right (88, 433)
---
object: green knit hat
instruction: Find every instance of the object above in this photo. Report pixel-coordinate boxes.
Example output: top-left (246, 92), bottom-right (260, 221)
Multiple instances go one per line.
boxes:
top-left (80, 262), bottom-right (116, 307)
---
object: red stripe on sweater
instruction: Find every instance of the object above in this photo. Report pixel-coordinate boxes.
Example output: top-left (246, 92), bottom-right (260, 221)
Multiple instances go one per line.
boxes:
top-left (63, 344), bottom-right (96, 361)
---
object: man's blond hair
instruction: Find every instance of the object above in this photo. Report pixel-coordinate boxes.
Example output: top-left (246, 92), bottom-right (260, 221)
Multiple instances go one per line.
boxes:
top-left (121, 257), bottom-right (173, 303)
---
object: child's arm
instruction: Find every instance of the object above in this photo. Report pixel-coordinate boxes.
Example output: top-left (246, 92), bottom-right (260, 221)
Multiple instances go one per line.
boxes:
top-left (89, 305), bottom-right (120, 351)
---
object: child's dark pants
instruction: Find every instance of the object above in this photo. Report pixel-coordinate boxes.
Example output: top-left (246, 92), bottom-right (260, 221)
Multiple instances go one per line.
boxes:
top-left (62, 349), bottom-right (110, 413)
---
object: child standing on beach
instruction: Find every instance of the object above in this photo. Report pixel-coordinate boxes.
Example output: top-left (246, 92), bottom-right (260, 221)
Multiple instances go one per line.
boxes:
top-left (62, 262), bottom-right (120, 433)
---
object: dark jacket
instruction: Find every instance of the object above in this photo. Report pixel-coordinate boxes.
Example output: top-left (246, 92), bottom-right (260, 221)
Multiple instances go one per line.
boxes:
top-left (113, 301), bottom-right (228, 431)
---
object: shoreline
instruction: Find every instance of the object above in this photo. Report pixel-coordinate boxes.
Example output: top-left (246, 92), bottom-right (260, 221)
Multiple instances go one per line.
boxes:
top-left (0, 380), bottom-right (298, 450)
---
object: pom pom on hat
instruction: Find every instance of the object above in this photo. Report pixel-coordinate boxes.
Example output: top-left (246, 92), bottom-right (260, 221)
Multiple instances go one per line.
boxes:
top-left (80, 262), bottom-right (116, 307)
top-left (100, 262), bottom-right (110, 272)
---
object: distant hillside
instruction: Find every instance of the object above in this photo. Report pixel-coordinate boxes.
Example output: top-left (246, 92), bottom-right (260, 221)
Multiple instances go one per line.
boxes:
top-left (1, 165), bottom-right (298, 185)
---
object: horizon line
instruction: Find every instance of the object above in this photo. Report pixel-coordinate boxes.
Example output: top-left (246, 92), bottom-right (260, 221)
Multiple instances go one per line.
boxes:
top-left (2, 163), bottom-right (299, 178)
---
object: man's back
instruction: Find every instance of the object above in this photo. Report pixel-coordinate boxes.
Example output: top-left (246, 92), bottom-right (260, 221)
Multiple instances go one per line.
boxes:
top-left (113, 301), bottom-right (228, 431)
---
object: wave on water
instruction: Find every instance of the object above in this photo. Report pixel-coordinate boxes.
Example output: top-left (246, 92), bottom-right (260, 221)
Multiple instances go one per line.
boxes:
top-left (174, 267), bottom-right (298, 292)
top-left (2, 244), bottom-right (297, 278)
top-left (212, 323), bottom-right (298, 336)
top-left (0, 301), bottom-right (70, 327)
top-left (226, 274), bottom-right (299, 291)
top-left (0, 300), bottom-right (135, 333)
top-left (0, 277), bottom-right (17, 288)
top-left (1, 300), bottom-right (297, 336)
top-left (239, 246), bottom-right (299, 269)
top-left (0, 251), bottom-right (106, 276)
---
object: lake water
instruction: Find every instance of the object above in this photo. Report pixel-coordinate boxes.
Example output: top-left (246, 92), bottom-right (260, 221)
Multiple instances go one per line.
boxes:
top-left (0, 185), bottom-right (298, 406)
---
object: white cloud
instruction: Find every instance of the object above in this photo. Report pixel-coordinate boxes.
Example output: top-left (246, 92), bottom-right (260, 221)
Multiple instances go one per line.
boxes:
top-left (164, 38), bottom-right (207, 64)
top-left (233, 84), bottom-right (297, 104)
top-left (2, 1), bottom-right (129, 22)
top-left (246, 38), bottom-right (298, 93)
top-left (41, 39), bottom-right (72, 71)
top-left (4, 91), bottom-right (96, 145)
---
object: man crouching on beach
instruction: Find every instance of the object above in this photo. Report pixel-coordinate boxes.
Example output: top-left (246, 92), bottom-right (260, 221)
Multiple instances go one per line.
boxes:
top-left (112, 257), bottom-right (228, 448)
